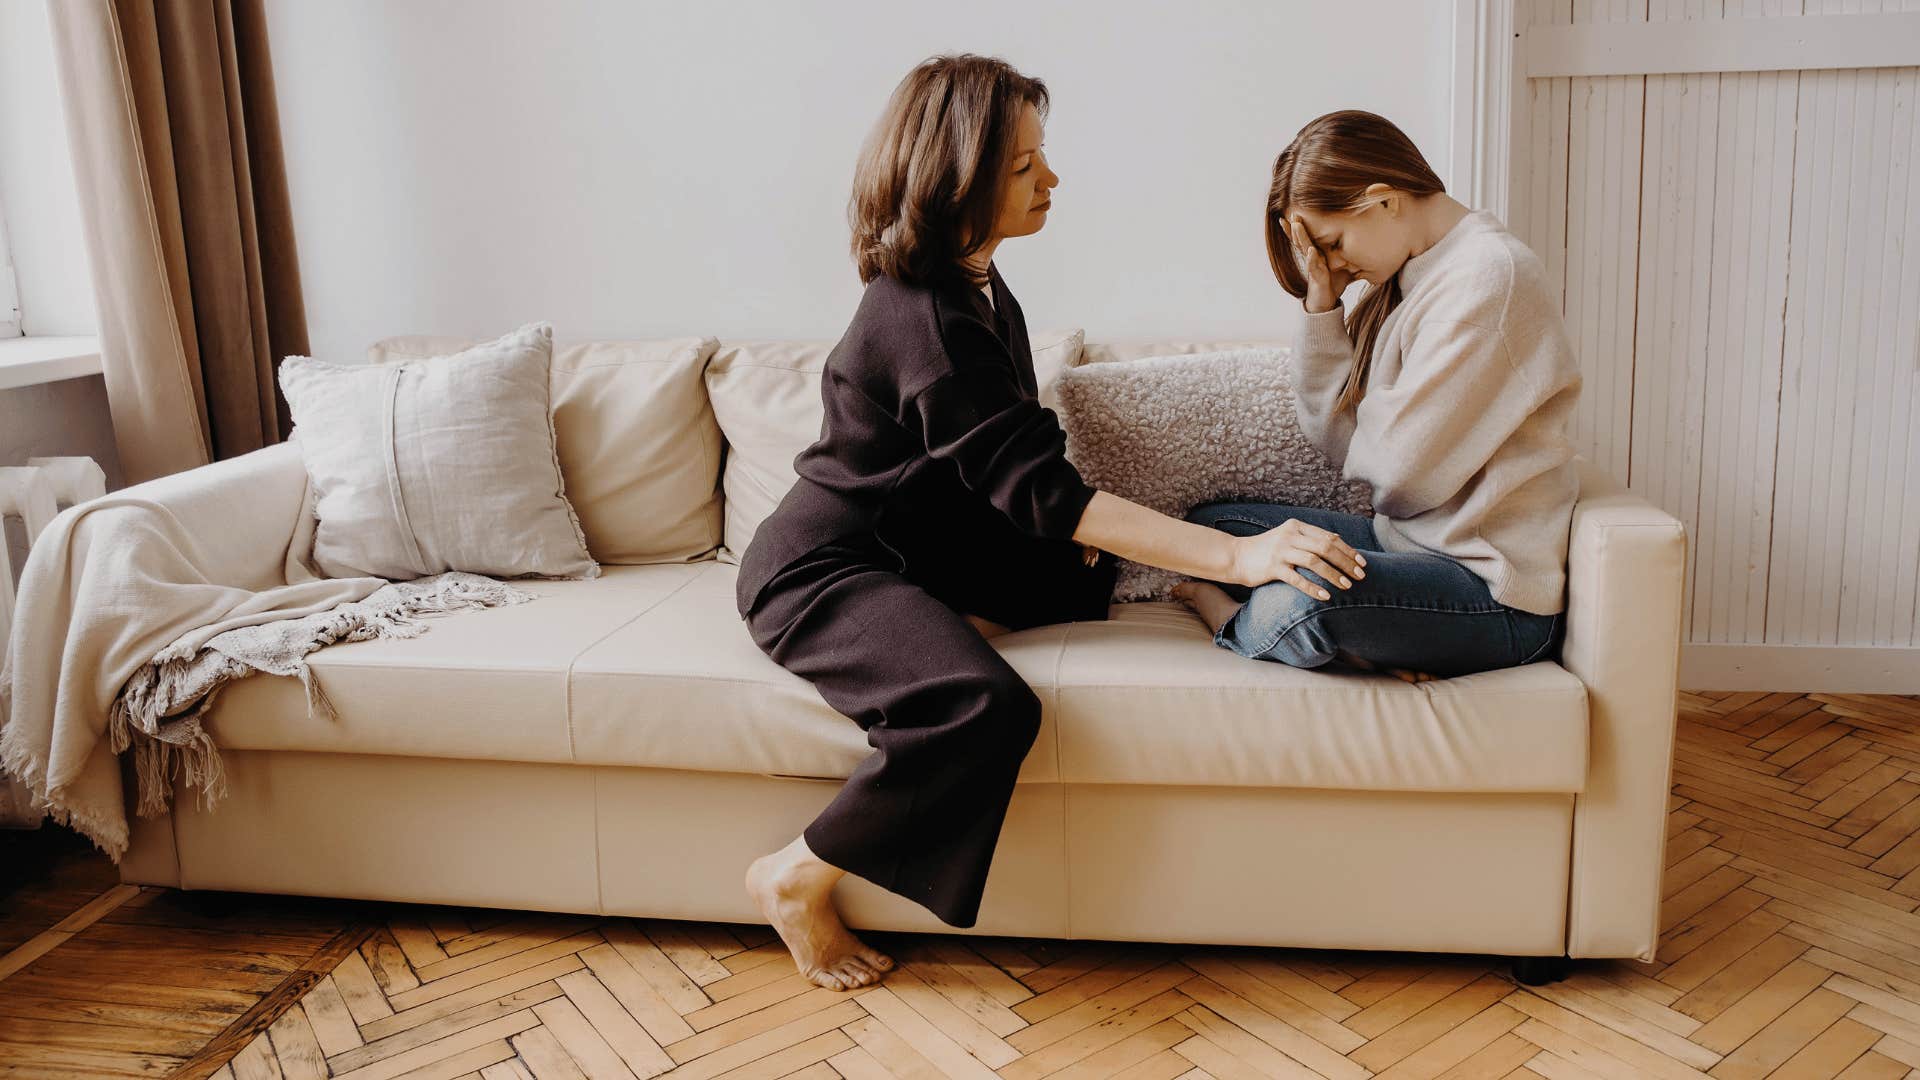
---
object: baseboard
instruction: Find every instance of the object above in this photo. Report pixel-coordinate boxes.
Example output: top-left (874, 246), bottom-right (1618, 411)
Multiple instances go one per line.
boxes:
top-left (1680, 644), bottom-right (1920, 694)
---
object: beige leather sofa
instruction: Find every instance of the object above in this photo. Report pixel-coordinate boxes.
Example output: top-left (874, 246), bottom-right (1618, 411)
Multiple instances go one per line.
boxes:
top-left (116, 332), bottom-right (1687, 986)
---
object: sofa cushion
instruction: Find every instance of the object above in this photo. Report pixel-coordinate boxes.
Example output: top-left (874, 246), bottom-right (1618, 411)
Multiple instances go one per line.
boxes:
top-left (370, 335), bottom-right (722, 565)
top-left (1051, 601), bottom-right (1587, 791)
top-left (201, 565), bottom-right (710, 764)
top-left (705, 330), bottom-right (1085, 564)
top-left (206, 563), bottom-right (1587, 795)
top-left (280, 323), bottom-right (600, 581)
top-left (568, 561), bottom-right (1066, 782)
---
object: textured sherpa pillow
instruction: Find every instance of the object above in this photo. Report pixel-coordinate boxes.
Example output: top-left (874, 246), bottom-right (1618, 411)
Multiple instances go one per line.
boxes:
top-left (279, 322), bottom-right (600, 582)
top-left (1056, 347), bottom-right (1373, 601)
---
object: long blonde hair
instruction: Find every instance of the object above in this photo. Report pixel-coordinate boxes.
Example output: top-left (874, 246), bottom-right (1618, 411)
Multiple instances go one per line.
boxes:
top-left (1266, 111), bottom-right (1445, 412)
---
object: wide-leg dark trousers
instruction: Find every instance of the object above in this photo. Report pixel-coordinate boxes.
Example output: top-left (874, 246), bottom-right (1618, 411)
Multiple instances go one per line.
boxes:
top-left (741, 526), bottom-right (1112, 928)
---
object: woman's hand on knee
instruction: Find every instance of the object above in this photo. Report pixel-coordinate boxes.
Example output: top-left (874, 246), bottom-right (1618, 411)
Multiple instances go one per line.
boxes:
top-left (1228, 519), bottom-right (1368, 600)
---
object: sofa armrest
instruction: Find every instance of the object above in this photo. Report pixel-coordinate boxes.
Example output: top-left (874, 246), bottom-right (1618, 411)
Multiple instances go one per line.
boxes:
top-left (2, 440), bottom-right (313, 861)
top-left (109, 440), bottom-right (314, 588)
top-left (1560, 458), bottom-right (1688, 961)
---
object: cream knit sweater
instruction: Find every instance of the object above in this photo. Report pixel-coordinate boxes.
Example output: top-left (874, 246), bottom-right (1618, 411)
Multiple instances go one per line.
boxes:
top-left (1292, 209), bottom-right (1583, 616)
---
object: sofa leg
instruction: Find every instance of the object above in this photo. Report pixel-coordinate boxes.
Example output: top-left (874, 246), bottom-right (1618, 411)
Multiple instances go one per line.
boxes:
top-left (1511, 955), bottom-right (1571, 986)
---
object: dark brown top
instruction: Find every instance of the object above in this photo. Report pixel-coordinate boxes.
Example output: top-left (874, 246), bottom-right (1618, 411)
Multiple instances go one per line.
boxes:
top-left (736, 263), bottom-right (1098, 615)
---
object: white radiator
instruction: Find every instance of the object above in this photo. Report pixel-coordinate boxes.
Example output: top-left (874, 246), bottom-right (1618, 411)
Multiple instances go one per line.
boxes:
top-left (0, 456), bottom-right (106, 828)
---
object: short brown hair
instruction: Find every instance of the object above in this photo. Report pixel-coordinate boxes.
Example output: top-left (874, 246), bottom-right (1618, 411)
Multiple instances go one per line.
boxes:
top-left (849, 54), bottom-right (1049, 289)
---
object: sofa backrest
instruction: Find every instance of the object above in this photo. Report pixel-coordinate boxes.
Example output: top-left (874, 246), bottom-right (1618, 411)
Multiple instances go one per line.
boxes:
top-left (704, 329), bottom-right (1085, 564)
top-left (358, 331), bottom-right (1292, 568)
top-left (368, 335), bottom-right (724, 565)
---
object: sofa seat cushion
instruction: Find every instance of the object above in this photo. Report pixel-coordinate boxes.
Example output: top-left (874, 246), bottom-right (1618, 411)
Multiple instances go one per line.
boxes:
top-left (205, 563), bottom-right (1587, 794)
top-left (202, 564), bottom-right (712, 764)
top-left (565, 561), bottom-right (1069, 783)
top-left (1052, 601), bottom-right (1588, 792)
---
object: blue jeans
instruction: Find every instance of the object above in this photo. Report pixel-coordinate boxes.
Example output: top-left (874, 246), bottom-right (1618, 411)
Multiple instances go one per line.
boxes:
top-left (1185, 501), bottom-right (1564, 678)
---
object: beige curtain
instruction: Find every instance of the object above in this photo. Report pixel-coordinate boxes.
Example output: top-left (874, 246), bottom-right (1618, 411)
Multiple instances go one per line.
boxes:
top-left (48, 0), bottom-right (308, 484)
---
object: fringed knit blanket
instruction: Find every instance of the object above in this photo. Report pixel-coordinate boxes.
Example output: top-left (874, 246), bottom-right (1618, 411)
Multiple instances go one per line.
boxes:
top-left (0, 447), bottom-right (531, 860)
top-left (110, 572), bottom-right (529, 821)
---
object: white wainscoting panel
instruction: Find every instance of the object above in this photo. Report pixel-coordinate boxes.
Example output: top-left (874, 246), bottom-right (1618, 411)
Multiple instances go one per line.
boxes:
top-left (1511, 0), bottom-right (1920, 690)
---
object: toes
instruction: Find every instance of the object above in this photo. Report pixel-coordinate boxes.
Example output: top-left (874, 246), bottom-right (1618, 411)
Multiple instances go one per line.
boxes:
top-left (809, 968), bottom-right (846, 992)
top-left (836, 959), bottom-right (876, 987)
top-left (862, 949), bottom-right (895, 971)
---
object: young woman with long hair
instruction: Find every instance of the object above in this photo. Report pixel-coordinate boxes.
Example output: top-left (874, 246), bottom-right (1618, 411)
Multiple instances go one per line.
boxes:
top-left (1173, 110), bottom-right (1583, 685)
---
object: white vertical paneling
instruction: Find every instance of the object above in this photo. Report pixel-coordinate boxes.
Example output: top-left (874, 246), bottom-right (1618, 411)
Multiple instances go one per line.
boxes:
top-left (1896, 1), bottom-right (1920, 648)
top-left (1564, 0), bottom-right (1647, 479)
top-left (1893, 69), bottom-right (1920, 647)
top-left (1517, 0), bottom-right (1574, 302)
top-left (1764, 0), bottom-right (1920, 647)
top-left (1696, 0), bottom-right (1799, 645)
top-left (1633, 0), bottom-right (1719, 641)
top-left (1835, 48), bottom-right (1918, 646)
top-left (1520, 0), bottom-right (1920, 664)
top-left (1712, 4), bottom-right (1797, 641)
top-left (1813, 25), bottom-right (1875, 646)
top-left (1767, 65), bottom-right (1830, 644)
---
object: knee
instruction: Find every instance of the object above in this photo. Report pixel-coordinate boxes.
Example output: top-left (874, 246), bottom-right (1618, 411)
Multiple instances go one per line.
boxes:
top-left (960, 669), bottom-right (1042, 748)
top-left (1239, 580), bottom-right (1327, 633)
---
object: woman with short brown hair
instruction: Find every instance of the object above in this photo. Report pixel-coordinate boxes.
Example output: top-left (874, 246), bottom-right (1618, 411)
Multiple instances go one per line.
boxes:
top-left (738, 55), bottom-right (1368, 992)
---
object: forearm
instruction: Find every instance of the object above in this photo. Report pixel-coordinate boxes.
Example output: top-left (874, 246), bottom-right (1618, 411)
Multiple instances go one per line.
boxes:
top-left (1071, 490), bottom-right (1240, 583)
top-left (1294, 306), bottom-right (1359, 462)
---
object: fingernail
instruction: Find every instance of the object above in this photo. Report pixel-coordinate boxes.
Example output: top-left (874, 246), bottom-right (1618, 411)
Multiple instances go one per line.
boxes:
top-left (1357, 555), bottom-right (1367, 566)
top-left (1319, 590), bottom-right (1331, 600)
top-left (1339, 577), bottom-right (1350, 587)
top-left (1354, 569), bottom-right (1365, 578)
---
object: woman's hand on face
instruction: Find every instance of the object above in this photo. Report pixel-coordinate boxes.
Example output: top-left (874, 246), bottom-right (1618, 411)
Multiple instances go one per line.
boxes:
top-left (1228, 519), bottom-right (1368, 599)
top-left (1287, 215), bottom-right (1352, 314)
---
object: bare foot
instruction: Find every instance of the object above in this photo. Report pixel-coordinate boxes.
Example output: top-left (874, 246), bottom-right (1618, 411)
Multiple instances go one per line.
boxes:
top-left (1172, 580), bottom-right (1243, 635)
top-left (746, 836), bottom-right (894, 992)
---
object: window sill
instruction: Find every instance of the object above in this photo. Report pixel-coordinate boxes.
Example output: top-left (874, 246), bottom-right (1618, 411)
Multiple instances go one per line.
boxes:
top-left (0, 336), bottom-right (103, 391)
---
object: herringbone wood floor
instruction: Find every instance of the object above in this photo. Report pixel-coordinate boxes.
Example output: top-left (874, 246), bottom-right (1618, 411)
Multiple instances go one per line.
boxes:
top-left (4, 691), bottom-right (1920, 1079)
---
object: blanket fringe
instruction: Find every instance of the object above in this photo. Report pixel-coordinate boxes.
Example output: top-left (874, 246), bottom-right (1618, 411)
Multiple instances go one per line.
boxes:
top-left (106, 572), bottom-right (531, 824)
top-left (297, 662), bottom-right (338, 724)
top-left (1, 712), bottom-right (133, 860)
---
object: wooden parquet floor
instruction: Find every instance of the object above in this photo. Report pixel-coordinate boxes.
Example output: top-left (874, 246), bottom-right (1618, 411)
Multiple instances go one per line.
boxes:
top-left (4, 690), bottom-right (1920, 1079)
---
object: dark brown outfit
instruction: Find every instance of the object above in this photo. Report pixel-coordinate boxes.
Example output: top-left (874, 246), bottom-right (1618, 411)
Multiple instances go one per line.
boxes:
top-left (737, 264), bottom-right (1114, 927)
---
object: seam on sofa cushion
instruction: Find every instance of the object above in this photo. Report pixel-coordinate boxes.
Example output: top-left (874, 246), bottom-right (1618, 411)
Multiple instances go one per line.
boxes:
top-left (561, 564), bottom-right (717, 761)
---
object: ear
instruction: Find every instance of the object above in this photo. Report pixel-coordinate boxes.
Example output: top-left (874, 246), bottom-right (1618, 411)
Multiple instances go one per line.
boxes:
top-left (1362, 183), bottom-right (1398, 215)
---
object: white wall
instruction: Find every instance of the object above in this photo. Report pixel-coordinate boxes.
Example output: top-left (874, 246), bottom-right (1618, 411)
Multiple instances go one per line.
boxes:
top-left (0, 0), bottom-right (99, 337)
top-left (263, 0), bottom-right (1457, 360)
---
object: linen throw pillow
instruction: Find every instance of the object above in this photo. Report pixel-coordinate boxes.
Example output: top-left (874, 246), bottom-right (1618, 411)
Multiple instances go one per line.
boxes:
top-left (368, 334), bottom-right (724, 565)
top-left (278, 322), bottom-right (600, 581)
top-left (706, 329), bottom-right (1085, 563)
top-left (1055, 346), bottom-right (1373, 601)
